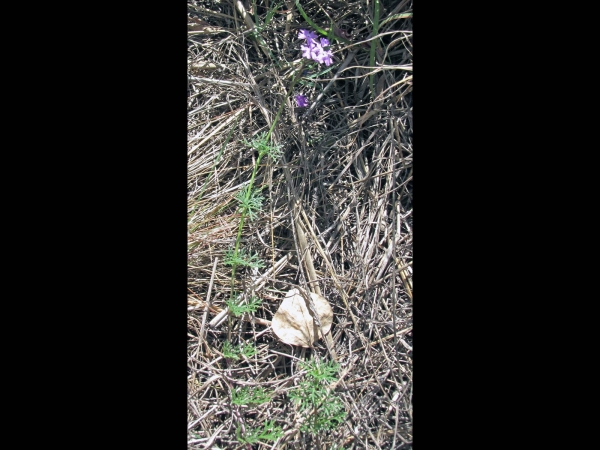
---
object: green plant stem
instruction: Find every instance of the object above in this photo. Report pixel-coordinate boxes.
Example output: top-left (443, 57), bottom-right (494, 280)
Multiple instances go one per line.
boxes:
top-left (229, 154), bottom-right (264, 291)
top-left (369, 0), bottom-right (380, 99)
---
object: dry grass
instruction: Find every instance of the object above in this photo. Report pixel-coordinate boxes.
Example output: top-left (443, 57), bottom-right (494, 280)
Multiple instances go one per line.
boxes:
top-left (188, 1), bottom-right (412, 448)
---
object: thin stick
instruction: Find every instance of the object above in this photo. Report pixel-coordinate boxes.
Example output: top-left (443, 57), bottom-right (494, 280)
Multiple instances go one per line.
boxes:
top-left (199, 257), bottom-right (219, 345)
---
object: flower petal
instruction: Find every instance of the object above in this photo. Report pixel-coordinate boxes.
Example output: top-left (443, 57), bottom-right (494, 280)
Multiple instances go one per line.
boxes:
top-left (298, 29), bottom-right (317, 41)
top-left (301, 43), bottom-right (312, 59)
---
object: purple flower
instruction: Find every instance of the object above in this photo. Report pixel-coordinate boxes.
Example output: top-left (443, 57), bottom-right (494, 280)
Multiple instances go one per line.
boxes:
top-left (301, 43), bottom-right (313, 59)
top-left (298, 29), bottom-right (317, 41)
top-left (318, 39), bottom-right (333, 65)
top-left (320, 50), bottom-right (333, 66)
top-left (311, 44), bottom-right (333, 66)
top-left (298, 30), bottom-right (333, 66)
top-left (310, 45), bottom-right (322, 60)
top-left (295, 94), bottom-right (309, 107)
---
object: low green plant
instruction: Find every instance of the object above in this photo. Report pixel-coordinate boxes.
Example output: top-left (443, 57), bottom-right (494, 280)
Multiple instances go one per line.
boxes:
top-left (289, 358), bottom-right (347, 433)
top-left (239, 342), bottom-right (257, 358)
top-left (236, 420), bottom-right (283, 445)
top-left (225, 296), bottom-right (262, 317)
top-left (222, 341), bottom-right (257, 360)
top-left (300, 358), bottom-right (340, 383)
top-left (243, 131), bottom-right (283, 160)
top-left (231, 386), bottom-right (272, 406)
top-left (235, 185), bottom-right (264, 222)
top-left (223, 248), bottom-right (265, 269)
top-left (222, 340), bottom-right (239, 359)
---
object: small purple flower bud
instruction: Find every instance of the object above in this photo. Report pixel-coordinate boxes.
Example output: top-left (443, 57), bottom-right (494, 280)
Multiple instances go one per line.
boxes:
top-left (295, 94), bottom-right (309, 107)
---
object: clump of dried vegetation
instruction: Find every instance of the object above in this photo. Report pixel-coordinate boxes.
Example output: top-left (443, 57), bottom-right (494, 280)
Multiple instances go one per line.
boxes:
top-left (188, 1), bottom-right (412, 448)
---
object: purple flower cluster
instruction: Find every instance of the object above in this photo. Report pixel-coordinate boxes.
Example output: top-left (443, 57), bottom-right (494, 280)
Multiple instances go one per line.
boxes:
top-left (298, 29), bottom-right (333, 66)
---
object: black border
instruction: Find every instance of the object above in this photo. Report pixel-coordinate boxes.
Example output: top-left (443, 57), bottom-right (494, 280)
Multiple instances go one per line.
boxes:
top-left (415, 1), bottom-right (517, 445)
top-left (21, 3), bottom-right (190, 446)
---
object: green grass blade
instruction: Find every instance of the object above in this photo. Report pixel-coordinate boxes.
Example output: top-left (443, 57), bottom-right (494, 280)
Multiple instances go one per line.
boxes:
top-left (264, 0), bottom-right (284, 26)
top-left (295, 0), bottom-right (328, 36)
top-left (369, 0), bottom-right (381, 99)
